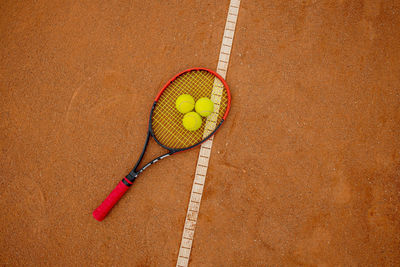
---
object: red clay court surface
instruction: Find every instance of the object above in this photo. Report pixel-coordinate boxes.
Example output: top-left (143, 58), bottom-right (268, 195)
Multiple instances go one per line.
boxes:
top-left (1, 0), bottom-right (400, 266)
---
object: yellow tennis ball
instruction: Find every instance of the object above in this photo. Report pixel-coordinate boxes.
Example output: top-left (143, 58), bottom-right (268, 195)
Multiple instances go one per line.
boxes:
top-left (195, 97), bottom-right (214, 117)
top-left (182, 112), bottom-right (202, 131)
top-left (176, 94), bottom-right (195, 113)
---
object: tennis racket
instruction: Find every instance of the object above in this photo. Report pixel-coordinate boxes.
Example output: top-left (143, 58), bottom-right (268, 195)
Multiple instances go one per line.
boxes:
top-left (93, 68), bottom-right (231, 221)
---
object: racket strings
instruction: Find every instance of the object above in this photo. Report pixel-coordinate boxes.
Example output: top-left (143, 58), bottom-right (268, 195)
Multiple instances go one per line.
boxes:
top-left (152, 70), bottom-right (228, 149)
top-left (153, 72), bottom-right (213, 146)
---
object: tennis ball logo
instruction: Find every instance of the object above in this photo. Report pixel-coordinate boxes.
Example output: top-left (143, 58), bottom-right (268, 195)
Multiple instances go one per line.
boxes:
top-left (195, 97), bottom-right (214, 117)
top-left (175, 94), bottom-right (195, 113)
top-left (182, 112), bottom-right (202, 131)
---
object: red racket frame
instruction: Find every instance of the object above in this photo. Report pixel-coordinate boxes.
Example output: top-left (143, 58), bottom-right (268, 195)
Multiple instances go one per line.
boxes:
top-left (93, 68), bottom-right (231, 221)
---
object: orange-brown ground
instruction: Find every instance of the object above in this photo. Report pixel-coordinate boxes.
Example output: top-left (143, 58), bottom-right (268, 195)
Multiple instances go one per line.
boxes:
top-left (1, 0), bottom-right (399, 266)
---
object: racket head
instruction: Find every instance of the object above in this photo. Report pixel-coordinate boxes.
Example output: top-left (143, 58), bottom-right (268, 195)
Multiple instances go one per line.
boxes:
top-left (150, 68), bottom-right (231, 151)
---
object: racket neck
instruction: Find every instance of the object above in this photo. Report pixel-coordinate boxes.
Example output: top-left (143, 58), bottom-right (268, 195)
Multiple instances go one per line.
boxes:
top-left (125, 131), bottom-right (151, 183)
top-left (125, 152), bottom-right (172, 184)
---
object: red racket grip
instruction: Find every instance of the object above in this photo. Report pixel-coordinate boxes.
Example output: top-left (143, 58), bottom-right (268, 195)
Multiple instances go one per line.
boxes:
top-left (93, 180), bottom-right (130, 221)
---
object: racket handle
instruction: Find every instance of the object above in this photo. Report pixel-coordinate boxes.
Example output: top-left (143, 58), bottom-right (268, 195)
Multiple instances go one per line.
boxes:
top-left (93, 180), bottom-right (130, 221)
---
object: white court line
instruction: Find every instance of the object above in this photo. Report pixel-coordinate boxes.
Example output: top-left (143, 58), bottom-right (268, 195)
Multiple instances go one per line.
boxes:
top-left (176, 1), bottom-right (241, 266)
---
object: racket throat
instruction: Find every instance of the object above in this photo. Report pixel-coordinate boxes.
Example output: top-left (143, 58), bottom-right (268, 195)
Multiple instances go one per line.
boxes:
top-left (123, 153), bottom-right (172, 186)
